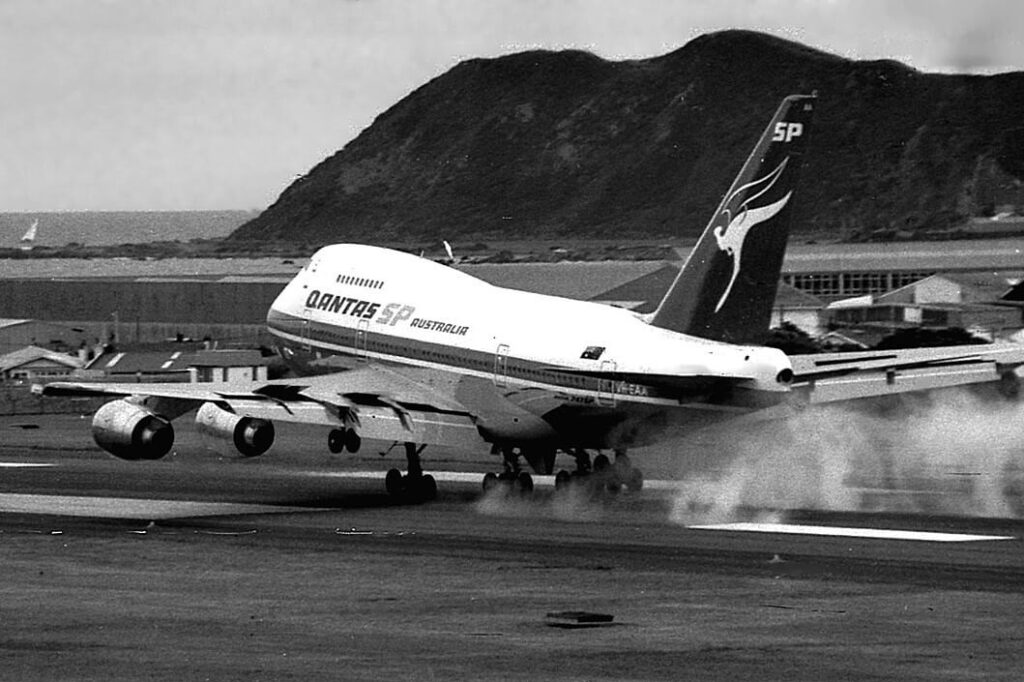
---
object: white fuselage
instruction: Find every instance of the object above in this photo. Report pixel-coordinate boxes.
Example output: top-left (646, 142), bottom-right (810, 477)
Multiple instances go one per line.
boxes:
top-left (266, 245), bottom-right (792, 417)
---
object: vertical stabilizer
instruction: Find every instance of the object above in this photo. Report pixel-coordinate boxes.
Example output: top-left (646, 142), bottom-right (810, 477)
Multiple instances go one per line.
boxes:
top-left (647, 95), bottom-right (816, 343)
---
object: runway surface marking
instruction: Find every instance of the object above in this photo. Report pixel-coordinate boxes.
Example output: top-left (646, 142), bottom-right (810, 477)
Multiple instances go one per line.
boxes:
top-left (316, 470), bottom-right (682, 490)
top-left (0, 462), bottom-right (54, 468)
top-left (0, 493), bottom-right (324, 520)
top-left (688, 522), bottom-right (1016, 542)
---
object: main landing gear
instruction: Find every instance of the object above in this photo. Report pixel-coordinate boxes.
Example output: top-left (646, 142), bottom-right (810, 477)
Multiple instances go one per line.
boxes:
top-left (481, 446), bottom-right (535, 494)
top-left (331, 431), bottom-right (437, 503)
top-left (480, 447), bottom-right (644, 496)
top-left (384, 442), bottom-right (437, 502)
top-left (554, 449), bottom-right (644, 494)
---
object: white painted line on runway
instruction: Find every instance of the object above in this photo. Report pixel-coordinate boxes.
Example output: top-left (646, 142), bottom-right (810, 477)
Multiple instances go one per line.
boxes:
top-left (0, 493), bottom-right (324, 520)
top-left (315, 470), bottom-right (683, 490)
top-left (687, 522), bottom-right (1016, 542)
top-left (0, 462), bottom-right (55, 468)
top-left (330, 470), bottom-right (553, 484)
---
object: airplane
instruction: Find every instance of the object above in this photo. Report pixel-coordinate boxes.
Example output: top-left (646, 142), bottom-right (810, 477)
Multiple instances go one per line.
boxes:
top-left (35, 94), bottom-right (1024, 501)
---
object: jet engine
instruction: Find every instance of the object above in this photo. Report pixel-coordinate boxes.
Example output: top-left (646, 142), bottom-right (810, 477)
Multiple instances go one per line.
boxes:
top-left (92, 399), bottom-right (175, 461)
top-left (195, 402), bottom-right (275, 458)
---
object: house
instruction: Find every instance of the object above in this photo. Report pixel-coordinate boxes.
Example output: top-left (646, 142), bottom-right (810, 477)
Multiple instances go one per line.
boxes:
top-left (186, 350), bottom-right (268, 383)
top-left (770, 284), bottom-right (827, 337)
top-left (875, 272), bottom-right (1022, 307)
top-left (0, 345), bottom-right (83, 383)
top-left (827, 273), bottom-right (1024, 340)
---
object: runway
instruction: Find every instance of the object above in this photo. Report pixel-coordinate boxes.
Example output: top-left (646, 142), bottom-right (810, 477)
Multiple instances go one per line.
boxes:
top-left (3, 414), bottom-right (1024, 680)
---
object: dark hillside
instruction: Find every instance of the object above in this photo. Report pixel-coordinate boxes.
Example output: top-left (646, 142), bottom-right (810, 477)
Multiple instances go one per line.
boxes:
top-left (231, 30), bottom-right (1024, 244)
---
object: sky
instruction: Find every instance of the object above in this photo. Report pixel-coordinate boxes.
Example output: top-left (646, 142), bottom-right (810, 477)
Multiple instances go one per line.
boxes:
top-left (2, 0), bottom-right (1022, 213)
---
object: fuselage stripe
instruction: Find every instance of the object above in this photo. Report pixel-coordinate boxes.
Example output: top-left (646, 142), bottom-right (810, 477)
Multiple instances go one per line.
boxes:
top-left (266, 309), bottom-right (690, 407)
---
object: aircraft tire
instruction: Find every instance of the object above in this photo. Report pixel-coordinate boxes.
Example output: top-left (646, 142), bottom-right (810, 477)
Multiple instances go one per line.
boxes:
top-left (385, 468), bottom-right (403, 496)
top-left (482, 472), bottom-right (499, 492)
top-left (627, 468), bottom-right (644, 491)
top-left (516, 472), bottom-right (534, 494)
top-left (327, 429), bottom-right (346, 454)
top-left (344, 431), bottom-right (362, 453)
top-left (554, 470), bottom-right (571, 490)
top-left (419, 474), bottom-right (438, 501)
top-left (593, 454), bottom-right (610, 472)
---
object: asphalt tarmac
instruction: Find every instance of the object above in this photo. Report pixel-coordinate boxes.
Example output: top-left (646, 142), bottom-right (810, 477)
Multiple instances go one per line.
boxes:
top-left (2, 413), bottom-right (1024, 681)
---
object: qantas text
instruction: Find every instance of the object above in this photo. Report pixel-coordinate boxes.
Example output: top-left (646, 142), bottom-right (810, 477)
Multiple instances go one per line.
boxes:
top-left (305, 290), bottom-right (380, 318)
top-left (304, 291), bottom-right (469, 335)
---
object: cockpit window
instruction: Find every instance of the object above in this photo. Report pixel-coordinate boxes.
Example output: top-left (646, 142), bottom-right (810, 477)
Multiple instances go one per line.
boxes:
top-left (581, 346), bottom-right (605, 360)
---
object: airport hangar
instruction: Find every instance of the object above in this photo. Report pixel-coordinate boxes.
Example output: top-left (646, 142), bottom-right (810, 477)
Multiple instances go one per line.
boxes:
top-left (0, 240), bottom-right (1023, 350)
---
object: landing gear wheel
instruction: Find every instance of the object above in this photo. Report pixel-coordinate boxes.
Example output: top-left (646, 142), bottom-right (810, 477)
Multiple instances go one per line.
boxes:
top-left (384, 442), bottom-right (437, 503)
top-left (344, 430), bottom-right (361, 453)
top-left (481, 446), bottom-right (535, 497)
top-left (626, 467), bottom-right (644, 491)
top-left (611, 451), bottom-right (643, 492)
top-left (385, 471), bottom-right (437, 502)
top-left (385, 468), bottom-right (403, 496)
top-left (590, 453), bottom-right (617, 494)
top-left (327, 429), bottom-right (346, 454)
top-left (555, 470), bottom-right (571, 490)
top-left (418, 474), bottom-right (437, 501)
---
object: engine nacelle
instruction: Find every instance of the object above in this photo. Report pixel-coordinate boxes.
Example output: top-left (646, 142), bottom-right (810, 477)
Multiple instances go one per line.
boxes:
top-left (92, 400), bottom-right (174, 461)
top-left (195, 402), bottom-right (275, 458)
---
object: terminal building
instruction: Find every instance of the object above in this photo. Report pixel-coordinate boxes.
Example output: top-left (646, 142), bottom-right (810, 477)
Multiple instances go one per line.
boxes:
top-left (776, 237), bottom-right (1024, 298)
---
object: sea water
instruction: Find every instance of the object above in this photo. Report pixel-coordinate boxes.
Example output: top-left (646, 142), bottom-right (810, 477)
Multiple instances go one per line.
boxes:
top-left (0, 210), bottom-right (256, 249)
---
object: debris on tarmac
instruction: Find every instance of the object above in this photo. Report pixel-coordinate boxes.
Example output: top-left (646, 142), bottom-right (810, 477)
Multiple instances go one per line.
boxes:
top-left (544, 611), bottom-right (615, 628)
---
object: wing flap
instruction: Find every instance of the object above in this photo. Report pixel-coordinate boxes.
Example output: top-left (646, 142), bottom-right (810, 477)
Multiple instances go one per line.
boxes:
top-left (796, 360), bottom-right (1013, 404)
top-left (791, 344), bottom-right (1024, 384)
top-left (213, 398), bottom-right (482, 450)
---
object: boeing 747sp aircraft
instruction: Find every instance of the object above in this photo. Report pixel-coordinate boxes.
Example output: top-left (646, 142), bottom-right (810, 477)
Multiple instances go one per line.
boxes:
top-left (37, 95), bottom-right (1024, 500)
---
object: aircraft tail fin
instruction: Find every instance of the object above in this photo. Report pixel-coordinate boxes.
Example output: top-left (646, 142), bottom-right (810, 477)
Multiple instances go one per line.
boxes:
top-left (646, 95), bottom-right (816, 344)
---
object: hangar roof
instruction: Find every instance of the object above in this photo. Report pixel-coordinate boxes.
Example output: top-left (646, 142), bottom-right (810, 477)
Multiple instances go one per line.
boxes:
top-left (0, 345), bottom-right (82, 372)
top-left (87, 349), bottom-right (266, 374)
top-left (591, 264), bottom-right (825, 313)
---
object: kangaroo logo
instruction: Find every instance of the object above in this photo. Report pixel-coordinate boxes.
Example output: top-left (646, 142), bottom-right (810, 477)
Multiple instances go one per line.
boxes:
top-left (712, 158), bottom-right (792, 312)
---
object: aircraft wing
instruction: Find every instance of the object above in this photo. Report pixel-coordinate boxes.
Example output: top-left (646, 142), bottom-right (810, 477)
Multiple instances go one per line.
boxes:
top-left (36, 364), bottom-right (485, 451)
top-left (789, 343), bottom-right (1024, 404)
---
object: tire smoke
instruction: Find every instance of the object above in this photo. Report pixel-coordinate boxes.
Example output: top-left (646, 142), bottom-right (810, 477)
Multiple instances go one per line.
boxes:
top-left (668, 388), bottom-right (1023, 524)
